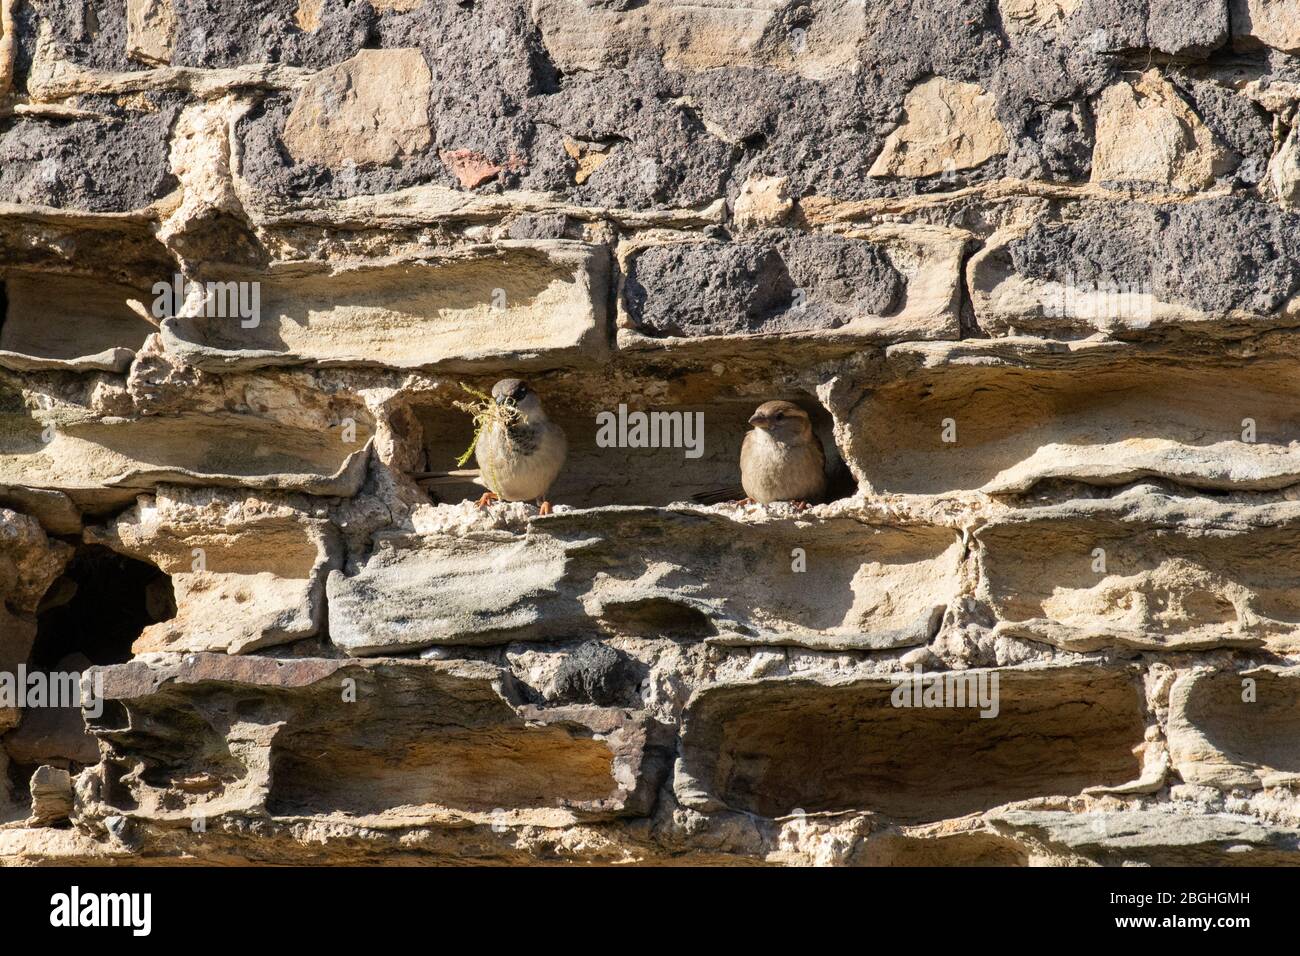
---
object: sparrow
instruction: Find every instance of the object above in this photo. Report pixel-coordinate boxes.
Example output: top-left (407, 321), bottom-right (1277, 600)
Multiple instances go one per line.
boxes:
top-left (473, 378), bottom-right (567, 514)
top-left (740, 400), bottom-right (827, 507)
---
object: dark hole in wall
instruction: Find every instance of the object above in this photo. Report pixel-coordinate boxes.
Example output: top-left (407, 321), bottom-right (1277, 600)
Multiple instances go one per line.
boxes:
top-left (2, 547), bottom-right (176, 789)
top-left (0, 282), bottom-right (7, 342)
top-left (31, 544), bottom-right (175, 668)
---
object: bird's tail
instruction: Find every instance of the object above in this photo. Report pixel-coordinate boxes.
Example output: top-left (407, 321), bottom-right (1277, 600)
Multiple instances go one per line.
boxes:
top-left (689, 485), bottom-right (746, 505)
top-left (411, 469), bottom-right (485, 487)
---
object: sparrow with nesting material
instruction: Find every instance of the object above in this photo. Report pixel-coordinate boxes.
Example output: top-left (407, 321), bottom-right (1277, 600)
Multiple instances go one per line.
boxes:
top-left (473, 378), bottom-right (567, 515)
top-left (740, 400), bottom-right (827, 507)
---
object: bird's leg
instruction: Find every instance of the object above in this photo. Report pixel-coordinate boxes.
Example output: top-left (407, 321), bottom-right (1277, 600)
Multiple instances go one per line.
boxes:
top-left (536, 498), bottom-right (553, 516)
top-left (733, 497), bottom-right (756, 506)
top-left (475, 491), bottom-right (499, 509)
top-left (791, 500), bottom-right (809, 513)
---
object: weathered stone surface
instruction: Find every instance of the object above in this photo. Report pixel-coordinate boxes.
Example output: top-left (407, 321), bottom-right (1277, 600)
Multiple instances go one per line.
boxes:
top-left (328, 507), bottom-right (961, 654)
top-left (1168, 666), bottom-right (1300, 789)
top-left (999, 0), bottom-right (1079, 32)
top-left (28, 765), bottom-right (74, 825)
top-left (126, 0), bottom-right (176, 66)
top-left (0, 99), bottom-right (178, 212)
top-left (162, 242), bottom-right (609, 371)
top-left (3, 0), bottom-right (1300, 869)
top-left (0, 375), bottom-right (374, 506)
top-left (87, 488), bottom-right (340, 654)
top-left (282, 49), bottom-right (433, 168)
top-left (621, 227), bottom-right (961, 344)
top-left (531, 0), bottom-right (866, 79)
top-left (0, 508), bottom-right (70, 730)
top-left (0, 271), bottom-right (154, 372)
top-left (1070, 0), bottom-right (1230, 57)
top-left (1091, 71), bottom-right (1231, 191)
top-left (677, 664), bottom-right (1146, 821)
top-left (988, 808), bottom-right (1300, 866)
top-left (970, 197), bottom-right (1300, 335)
top-left (869, 78), bottom-right (1008, 179)
top-left (845, 341), bottom-right (1300, 496)
top-left (1272, 126), bottom-right (1300, 210)
top-left (732, 175), bottom-right (793, 232)
top-left (1230, 0), bottom-right (1300, 53)
top-left (81, 654), bottom-right (665, 828)
top-left (977, 487), bottom-right (1300, 652)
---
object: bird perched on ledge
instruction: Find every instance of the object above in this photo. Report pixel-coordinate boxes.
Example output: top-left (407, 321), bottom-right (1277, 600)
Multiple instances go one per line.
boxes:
top-left (472, 378), bottom-right (567, 515)
top-left (740, 400), bottom-right (827, 507)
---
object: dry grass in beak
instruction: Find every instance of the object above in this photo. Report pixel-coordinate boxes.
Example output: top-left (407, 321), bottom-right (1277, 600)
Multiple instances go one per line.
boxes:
top-left (453, 382), bottom-right (522, 467)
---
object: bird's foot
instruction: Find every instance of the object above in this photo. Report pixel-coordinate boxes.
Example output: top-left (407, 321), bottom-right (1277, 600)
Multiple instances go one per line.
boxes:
top-left (732, 497), bottom-right (756, 507)
top-left (791, 500), bottom-right (809, 513)
top-left (475, 491), bottom-right (499, 509)
top-left (537, 499), bottom-right (553, 516)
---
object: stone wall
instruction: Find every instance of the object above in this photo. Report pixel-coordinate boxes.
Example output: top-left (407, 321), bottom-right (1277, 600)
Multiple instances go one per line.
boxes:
top-left (2, 0), bottom-right (1300, 865)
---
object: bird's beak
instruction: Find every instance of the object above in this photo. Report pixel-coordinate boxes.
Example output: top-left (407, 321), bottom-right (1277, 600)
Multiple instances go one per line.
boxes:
top-left (748, 413), bottom-right (768, 428)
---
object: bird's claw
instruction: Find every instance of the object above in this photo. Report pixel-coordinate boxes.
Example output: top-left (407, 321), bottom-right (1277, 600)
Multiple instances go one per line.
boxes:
top-left (475, 492), bottom-right (499, 509)
top-left (791, 500), bottom-right (809, 513)
top-left (537, 500), bottom-right (553, 516)
top-left (733, 497), bottom-right (756, 507)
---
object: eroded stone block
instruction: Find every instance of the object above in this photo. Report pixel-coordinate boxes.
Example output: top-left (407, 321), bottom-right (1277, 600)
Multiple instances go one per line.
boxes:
top-left (1230, 0), bottom-right (1300, 54)
top-left (1168, 666), bottom-right (1300, 789)
top-left (868, 77), bottom-right (1008, 179)
top-left (0, 387), bottom-right (373, 504)
top-left (977, 489), bottom-right (1300, 652)
top-left (328, 508), bottom-right (961, 654)
top-left (0, 271), bottom-right (154, 373)
top-left (85, 654), bottom-right (663, 828)
top-left (86, 487), bottom-right (340, 654)
top-left (969, 197), bottom-right (1300, 336)
top-left (1091, 72), bottom-right (1231, 192)
top-left (282, 49), bottom-right (433, 168)
top-left (620, 226), bottom-right (963, 347)
top-left (161, 242), bottom-right (609, 371)
top-left (676, 664), bottom-right (1146, 822)
top-left (531, 0), bottom-right (866, 79)
top-left (846, 341), bottom-right (1300, 496)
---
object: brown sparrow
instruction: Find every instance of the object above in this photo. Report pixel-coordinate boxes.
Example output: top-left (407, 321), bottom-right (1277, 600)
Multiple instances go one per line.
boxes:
top-left (473, 379), bottom-right (567, 514)
top-left (740, 400), bottom-right (827, 507)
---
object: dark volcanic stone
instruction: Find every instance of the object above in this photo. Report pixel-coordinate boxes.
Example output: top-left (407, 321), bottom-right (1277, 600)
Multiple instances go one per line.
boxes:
top-left (17, 0), bottom-right (141, 76)
top-left (1172, 77), bottom-right (1274, 186)
top-left (171, 0), bottom-right (374, 69)
top-left (1009, 206), bottom-right (1163, 290)
top-left (624, 242), bottom-right (797, 337)
top-left (1008, 198), bottom-right (1300, 316)
top-left (780, 233), bottom-right (904, 316)
top-left (553, 642), bottom-right (642, 707)
top-left (1157, 198), bottom-right (1300, 315)
top-left (1069, 0), bottom-right (1229, 57)
top-left (0, 97), bottom-right (180, 212)
top-left (624, 234), bottom-right (904, 337)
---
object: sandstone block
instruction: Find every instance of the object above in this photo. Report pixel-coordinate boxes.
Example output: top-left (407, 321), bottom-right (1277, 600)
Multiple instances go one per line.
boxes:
top-left (1091, 71), bottom-right (1231, 191)
top-left (282, 49), bottom-right (433, 168)
top-left (87, 488), bottom-right (341, 655)
top-left (868, 77), bottom-right (1008, 179)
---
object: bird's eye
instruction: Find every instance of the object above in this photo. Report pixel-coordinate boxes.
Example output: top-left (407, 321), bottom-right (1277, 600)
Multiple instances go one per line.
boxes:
top-left (512, 385), bottom-right (527, 400)
top-left (773, 412), bottom-right (785, 420)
